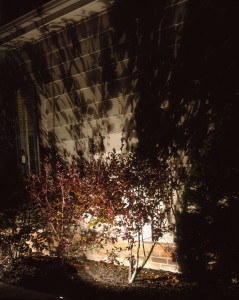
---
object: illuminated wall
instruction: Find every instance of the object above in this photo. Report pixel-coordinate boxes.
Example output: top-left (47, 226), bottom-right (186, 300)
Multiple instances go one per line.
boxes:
top-left (2, 0), bottom-right (188, 160)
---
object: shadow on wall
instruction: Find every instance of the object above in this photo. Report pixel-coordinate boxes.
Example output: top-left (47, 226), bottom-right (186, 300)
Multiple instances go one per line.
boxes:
top-left (132, 0), bottom-right (239, 281)
top-left (2, 0), bottom-right (239, 280)
top-left (175, 0), bottom-right (239, 282)
top-left (97, 0), bottom-right (239, 282)
top-left (9, 0), bottom-right (142, 158)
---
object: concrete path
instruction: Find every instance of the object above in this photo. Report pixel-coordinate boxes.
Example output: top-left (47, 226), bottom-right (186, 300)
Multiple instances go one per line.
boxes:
top-left (0, 282), bottom-right (66, 299)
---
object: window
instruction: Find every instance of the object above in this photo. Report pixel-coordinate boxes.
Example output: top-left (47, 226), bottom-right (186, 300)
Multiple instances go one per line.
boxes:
top-left (16, 88), bottom-right (40, 174)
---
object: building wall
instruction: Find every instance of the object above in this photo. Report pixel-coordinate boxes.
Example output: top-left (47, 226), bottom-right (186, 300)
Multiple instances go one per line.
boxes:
top-left (10, 0), bottom-right (188, 159)
top-left (3, 0), bottom-right (237, 274)
top-left (87, 240), bottom-right (178, 273)
top-left (2, 0), bottom-right (189, 271)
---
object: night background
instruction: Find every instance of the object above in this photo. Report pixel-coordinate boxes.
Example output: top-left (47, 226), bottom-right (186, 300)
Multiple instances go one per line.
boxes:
top-left (0, 0), bottom-right (51, 26)
top-left (1, 0), bottom-right (239, 299)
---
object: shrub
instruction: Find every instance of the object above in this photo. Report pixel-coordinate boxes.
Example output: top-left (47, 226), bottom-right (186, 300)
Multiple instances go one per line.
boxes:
top-left (27, 157), bottom-right (87, 260)
top-left (27, 151), bottom-right (178, 283)
top-left (0, 202), bottom-right (44, 267)
top-left (76, 151), bottom-right (178, 283)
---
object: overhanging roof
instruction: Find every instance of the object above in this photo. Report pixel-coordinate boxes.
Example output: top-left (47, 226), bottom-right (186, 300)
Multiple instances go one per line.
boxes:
top-left (0, 0), bottom-right (115, 56)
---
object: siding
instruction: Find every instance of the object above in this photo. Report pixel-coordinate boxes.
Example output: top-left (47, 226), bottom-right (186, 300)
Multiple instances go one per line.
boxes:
top-left (1, 0), bottom-right (238, 274)
top-left (6, 0), bottom-right (192, 271)
top-left (10, 0), bottom-right (189, 158)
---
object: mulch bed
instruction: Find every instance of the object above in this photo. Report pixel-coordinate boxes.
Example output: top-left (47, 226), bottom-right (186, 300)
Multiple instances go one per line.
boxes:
top-left (0, 256), bottom-right (239, 300)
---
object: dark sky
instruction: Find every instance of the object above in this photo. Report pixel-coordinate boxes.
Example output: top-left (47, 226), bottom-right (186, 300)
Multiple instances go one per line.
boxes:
top-left (0, 0), bottom-right (52, 26)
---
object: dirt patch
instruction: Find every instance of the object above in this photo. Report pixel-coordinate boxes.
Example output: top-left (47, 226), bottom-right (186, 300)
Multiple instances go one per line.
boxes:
top-left (0, 256), bottom-right (238, 300)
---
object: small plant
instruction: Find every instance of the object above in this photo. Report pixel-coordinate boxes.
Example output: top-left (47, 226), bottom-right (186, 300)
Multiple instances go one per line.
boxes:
top-left (27, 157), bottom-right (83, 260)
top-left (0, 203), bottom-right (43, 267)
top-left (78, 151), bottom-right (178, 283)
top-left (27, 151), bottom-right (178, 283)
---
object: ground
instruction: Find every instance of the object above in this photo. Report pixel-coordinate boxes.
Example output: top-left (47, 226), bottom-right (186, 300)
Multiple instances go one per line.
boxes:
top-left (0, 256), bottom-right (239, 300)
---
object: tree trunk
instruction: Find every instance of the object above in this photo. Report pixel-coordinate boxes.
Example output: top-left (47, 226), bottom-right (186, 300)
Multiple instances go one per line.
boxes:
top-left (128, 240), bottom-right (157, 284)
